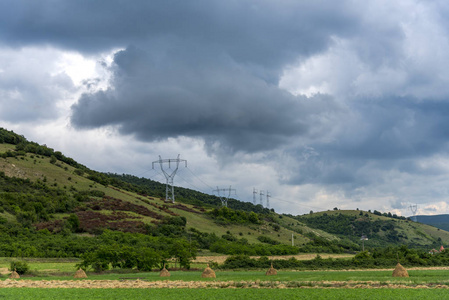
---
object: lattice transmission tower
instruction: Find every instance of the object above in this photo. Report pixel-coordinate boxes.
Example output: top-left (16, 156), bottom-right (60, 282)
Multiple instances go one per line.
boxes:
top-left (408, 204), bottom-right (418, 222)
top-left (213, 186), bottom-right (236, 207)
top-left (253, 188), bottom-right (258, 205)
top-left (266, 191), bottom-right (271, 209)
top-left (152, 154), bottom-right (187, 203)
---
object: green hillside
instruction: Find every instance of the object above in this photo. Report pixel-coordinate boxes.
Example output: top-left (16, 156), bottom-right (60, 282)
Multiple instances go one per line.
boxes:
top-left (292, 209), bottom-right (449, 249)
top-left (0, 127), bottom-right (448, 271)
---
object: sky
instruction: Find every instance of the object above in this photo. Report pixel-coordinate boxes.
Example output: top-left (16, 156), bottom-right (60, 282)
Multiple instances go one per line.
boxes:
top-left (1, 0), bottom-right (449, 216)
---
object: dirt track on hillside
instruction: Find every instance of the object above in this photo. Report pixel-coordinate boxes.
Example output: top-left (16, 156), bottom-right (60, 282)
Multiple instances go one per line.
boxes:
top-left (1, 279), bottom-right (448, 289)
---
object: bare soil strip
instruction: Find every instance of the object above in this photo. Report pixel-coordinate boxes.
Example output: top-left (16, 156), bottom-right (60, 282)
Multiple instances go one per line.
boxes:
top-left (1, 279), bottom-right (449, 289)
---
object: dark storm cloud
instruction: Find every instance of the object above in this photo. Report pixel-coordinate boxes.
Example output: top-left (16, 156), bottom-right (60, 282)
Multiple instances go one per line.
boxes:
top-left (71, 46), bottom-right (337, 153)
top-left (0, 0), bottom-right (361, 151)
top-left (0, 1), bottom-right (357, 63)
top-left (54, 1), bottom-right (359, 153)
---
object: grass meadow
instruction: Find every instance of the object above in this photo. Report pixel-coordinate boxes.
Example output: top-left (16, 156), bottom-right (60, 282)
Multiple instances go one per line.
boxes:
top-left (0, 258), bottom-right (449, 299)
top-left (0, 288), bottom-right (448, 300)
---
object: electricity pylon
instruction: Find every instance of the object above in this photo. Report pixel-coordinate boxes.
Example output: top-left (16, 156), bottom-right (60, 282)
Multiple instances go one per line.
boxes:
top-left (360, 234), bottom-right (368, 251)
top-left (152, 154), bottom-right (187, 203)
top-left (259, 190), bottom-right (264, 206)
top-left (214, 186), bottom-right (236, 207)
top-left (408, 204), bottom-right (418, 222)
top-left (266, 191), bottom-right (271, 209)
top-left (253, 188), bottom-right (258, 205)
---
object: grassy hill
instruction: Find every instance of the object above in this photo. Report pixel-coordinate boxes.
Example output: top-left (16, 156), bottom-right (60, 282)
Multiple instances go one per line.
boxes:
top-left (0, 127), bottom-right (447, 264)
top-left (292, 209), bottom-right (449, 249)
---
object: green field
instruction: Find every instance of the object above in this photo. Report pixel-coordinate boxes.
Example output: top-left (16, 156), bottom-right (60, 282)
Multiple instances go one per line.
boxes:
top-left (0, 288), bottom-right (448, 300)
top-left (0, 259), bottom-right (449, 299)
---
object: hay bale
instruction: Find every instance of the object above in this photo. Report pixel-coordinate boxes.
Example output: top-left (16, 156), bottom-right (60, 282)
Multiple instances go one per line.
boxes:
top-left (265, 263), bottom-right (277, 276)
top-left (160, 265), bottom-right (170, 277)
top-left (74, 268), bottom-right (87, 278)
top-left (201, 264), bottom-right (216, 278)
top-left (392, 263), bottom-right (409, 277)
top-left (9, 270), bottom-right (20, 279)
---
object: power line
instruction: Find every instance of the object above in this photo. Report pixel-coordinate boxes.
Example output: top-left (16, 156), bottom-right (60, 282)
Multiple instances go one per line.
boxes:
top-left (185, 166), bottom-right (215, 191)
top-left (176, 172), bottom-right (210, 194)
top-left (145, 168), bottom-right (165, 181)
top-left (134, 168), bottom-right (152, 178)
top-left (270, 196), bottom-right (329, 212)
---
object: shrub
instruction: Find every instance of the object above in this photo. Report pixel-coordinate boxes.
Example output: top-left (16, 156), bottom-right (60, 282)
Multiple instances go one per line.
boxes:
top-left (10, 261), bottom-right (29, 275)
top-left (257, 236), bottom-right (280, 245)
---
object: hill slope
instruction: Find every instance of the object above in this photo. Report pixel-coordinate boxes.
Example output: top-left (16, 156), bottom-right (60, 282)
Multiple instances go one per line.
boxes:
top-left (291, 210), bottom-right (449, 249)
top-left (0, 127), bottom-right (447, 260)
top-left (0, 128), bottom-right (309, 256)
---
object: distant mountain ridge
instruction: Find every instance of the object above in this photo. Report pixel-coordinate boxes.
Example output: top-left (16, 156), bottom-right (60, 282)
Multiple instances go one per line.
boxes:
top-left (415, 214), bottom-right (449, 232)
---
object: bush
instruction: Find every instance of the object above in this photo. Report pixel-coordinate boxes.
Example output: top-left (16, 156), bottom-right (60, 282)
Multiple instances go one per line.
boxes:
top-left (10, 260), bottom-right (29, 275)
top-left (257, 236), bottom-right (280, 245)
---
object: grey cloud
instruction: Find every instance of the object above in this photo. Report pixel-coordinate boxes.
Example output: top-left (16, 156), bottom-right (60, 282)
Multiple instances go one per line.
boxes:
top-left (0, 0), bottom-right (364, 152)
top-left (391, 199), bottom-right (406, 210)
top-left (0, 1), bottom-right (359, 67)
top-left (335, 98), bottom-right (449, 160)
top-left (282, 97), bottom-right (449, 190)
top-left (0, 64), bottom-right (73, 122)
top-left (72, 46), bottom-right (337, 153)
top-left (42, 1), bottom-right (362, 153)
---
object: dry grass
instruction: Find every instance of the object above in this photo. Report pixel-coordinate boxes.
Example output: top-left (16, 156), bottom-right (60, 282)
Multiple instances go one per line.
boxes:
top-left (0, 279), bottom-right (448, 289)
top-left (160, 267), bottom-right (170, 277)
top-left (193, 253), bottom-right (354, 264)
top-left (74, 269), bottom-right (87, 278)
top-left (201, 265), bottom-right (216, 278)
top-left (392, 263), bottom-right (409, 277)
top-left (9, 271), bottom-right (20, 279)
top-left (265, 264), bottom-right (277, 276)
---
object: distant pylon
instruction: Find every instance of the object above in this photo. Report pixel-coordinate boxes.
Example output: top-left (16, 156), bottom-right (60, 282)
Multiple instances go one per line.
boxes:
top-left (253, 188), bottom-right (258, 205)
top-left (408, 204), bottom-right (418, 222)
top-left (214, 186), bottom-right (236, 207)
top-left (152, 154), bottom-right (187, 203)
top-left (259, 190), bottom-right (264, 206)
top-left (266, 191), bottom-right (271, 209)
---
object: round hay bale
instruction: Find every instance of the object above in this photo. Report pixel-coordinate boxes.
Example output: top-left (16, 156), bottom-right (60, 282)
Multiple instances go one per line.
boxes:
top-left (201, 264), bottom-right (216, 278)
top-left (74, 268), bottom-right (87, 278)
top-left (9, 271), bottom-right (20, 279)
top-left (160, 266), bottom-right (170, 277)
top-left (265, 263), bottom-right (277, 276)
top-left (392, 263), bottom-right (409, 277)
